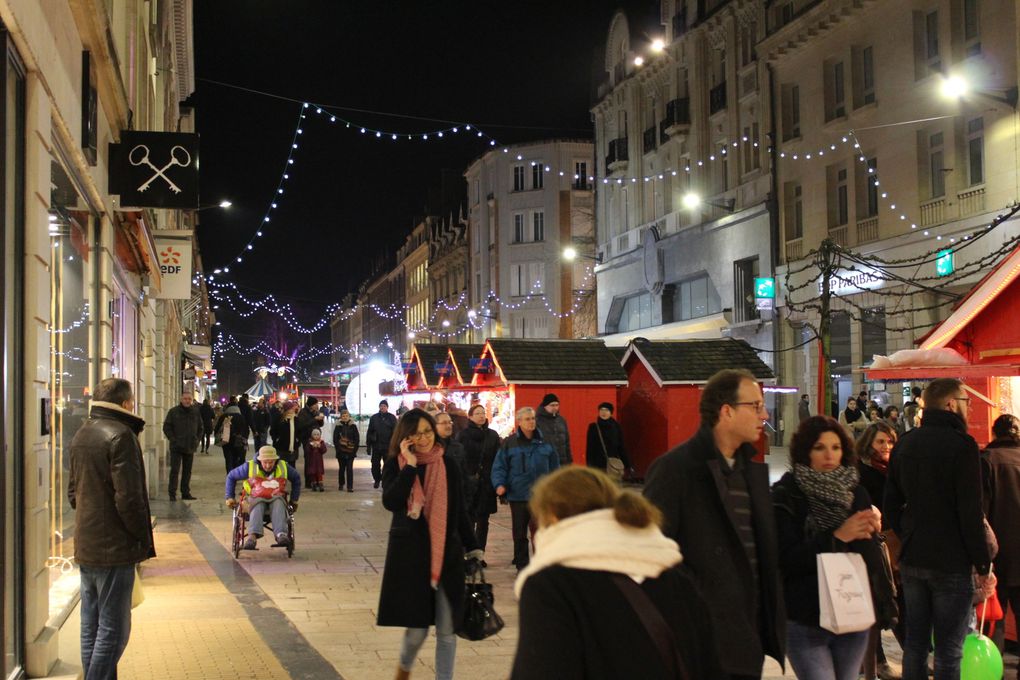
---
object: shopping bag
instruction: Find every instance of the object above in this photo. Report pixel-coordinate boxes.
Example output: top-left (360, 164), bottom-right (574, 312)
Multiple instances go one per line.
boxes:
top-left (817, 552), bottom-right (876, 634)
top-left (131, 565), bottom-right (144, 609)
top-left (606, 457), bottom-right (625, 482)
top-left (455, 566), bottom-right (504, 641)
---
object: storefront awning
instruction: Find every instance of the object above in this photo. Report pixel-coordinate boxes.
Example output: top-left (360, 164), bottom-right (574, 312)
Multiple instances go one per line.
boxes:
top-left (862, 363), bottom-right (1020, 380)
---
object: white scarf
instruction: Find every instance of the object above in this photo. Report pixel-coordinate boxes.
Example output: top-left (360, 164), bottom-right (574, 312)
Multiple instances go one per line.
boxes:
top-left (514, 508), bottom-right (683, 599)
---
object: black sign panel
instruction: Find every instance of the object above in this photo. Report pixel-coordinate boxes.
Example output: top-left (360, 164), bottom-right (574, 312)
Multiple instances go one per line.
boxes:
top-left (109, 131), bottom-right (199, 209)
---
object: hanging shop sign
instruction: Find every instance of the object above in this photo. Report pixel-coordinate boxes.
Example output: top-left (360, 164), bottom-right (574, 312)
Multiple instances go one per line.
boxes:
top-left (151, 230), bottom-right (193, 299)
top-left (109, 131), bottom-right (200, 209)
top-left (754, 277), bottom-right (776, 311)
top-left (936, 249), bottom-right (955, 277)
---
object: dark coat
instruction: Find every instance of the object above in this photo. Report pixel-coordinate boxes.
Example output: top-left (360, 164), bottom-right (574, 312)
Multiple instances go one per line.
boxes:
top-left (295, 406), bottom-right (323, 446)
top-left (367, 411), bottom-right (398, 455)
top-left (332, 420), bottom-right (360, 457)
top-left (199, 401), bottom-right (215, 433)
top-left (270, 417), bottom-right (298, 456)
top-left (772, 472), bottom-right (898, 629)
top-left (238, 399), bottom-right (254, 431)
top-left (511, 566), bottom-right (722, 680)
top-left (215, 407), bottom-right (251, 446)
top-left (456, 421), bottom-right (500, 516)
top-left (536, 408), bottom-right (572, 465)
top-left (252, 406), bottom-right (271, 434)
top-left (67, 404), bottom-right (156, 567)
top-left (585, 417), bottom-right (629, 469)
top-left (162, 403), bottom-right (203, 452)
top-left (858, 461), bottom-right (889, 522)
top-left (376, 452), bottom-right (478, 628)
top-left (885, 408), bottom-right (991, 575)
top-left (982, 438), bottom-right (1020, 586)
top-left (643, 426), bottom-right (785, 676)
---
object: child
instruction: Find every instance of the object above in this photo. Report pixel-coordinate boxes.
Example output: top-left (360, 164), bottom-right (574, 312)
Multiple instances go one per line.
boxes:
top-left (303, 428), bottom-right (327, 492)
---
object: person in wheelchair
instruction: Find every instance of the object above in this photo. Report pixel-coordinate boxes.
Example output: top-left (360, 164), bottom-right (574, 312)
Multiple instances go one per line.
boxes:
top-left (225, 446), bottom-right (302, 550)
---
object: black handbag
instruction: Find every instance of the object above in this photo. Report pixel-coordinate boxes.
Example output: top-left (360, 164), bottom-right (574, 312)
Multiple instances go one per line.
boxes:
top-left (455, 566), bottom-right (504, 641)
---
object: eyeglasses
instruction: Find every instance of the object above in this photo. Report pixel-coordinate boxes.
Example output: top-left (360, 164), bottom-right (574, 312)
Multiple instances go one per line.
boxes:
top-left (410, 429), bottom-right (435, 439)
top-left (730, 401), bottom-right (767, 414)
top-left (954, 396), bottom-right (972, 404)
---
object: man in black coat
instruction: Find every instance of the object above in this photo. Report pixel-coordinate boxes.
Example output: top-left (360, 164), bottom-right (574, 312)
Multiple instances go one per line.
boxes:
top-left (643, 369), bottom-right (785, 679)
top-left (199, 397), bottom-right (215, 453)
top-left (295, 396), bottom-right (325, 449)
top-left (68, 378), bottom-right (155, 679)
top-left (367, 400), bottom-right (397, 489)
top-left (885, 378), bottom-right (992, 680)
top-left (162, 392), bottom-right (203, 501)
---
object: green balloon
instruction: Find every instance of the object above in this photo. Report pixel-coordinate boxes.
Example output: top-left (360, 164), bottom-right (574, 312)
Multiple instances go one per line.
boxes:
top-left (961, 632), bottom-right (1003, 680)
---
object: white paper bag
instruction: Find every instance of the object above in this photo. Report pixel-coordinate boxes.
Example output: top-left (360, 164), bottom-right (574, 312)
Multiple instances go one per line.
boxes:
top-left (817, 552), bottom-right (876, 634)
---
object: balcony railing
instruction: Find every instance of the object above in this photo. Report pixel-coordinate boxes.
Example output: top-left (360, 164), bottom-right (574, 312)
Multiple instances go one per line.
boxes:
top-left (709, 82), bottom-right (727, 114)
top-left (785, 238), bottom-right (804, 262)
top-left (828, 225), bottom-right (849, 246)
top-left (643, 126), bottom-right (657, 154)
top-left (958, 186), bottom-right (986, 217)
top-left (920, 197), bottom-right (945, 227)
top-left (605, 138), bottom-right (629, 171)
top-left (660, 97), bottom-right (691, 141)
top-left (856, 217), bottom-right (879, 244)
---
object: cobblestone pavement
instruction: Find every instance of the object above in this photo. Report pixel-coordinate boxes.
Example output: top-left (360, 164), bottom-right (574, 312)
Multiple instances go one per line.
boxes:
top-left (59, 445), bottom-right (950, 679)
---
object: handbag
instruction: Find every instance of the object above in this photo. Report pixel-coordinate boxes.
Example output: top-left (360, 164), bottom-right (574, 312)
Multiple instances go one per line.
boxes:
top-left (612, 574), bottom-right (690, 680)
top-left (455, 566), bottom-right (504, 641)
top-left (131, 565), bottom-right (144, 609)
top-left (595, 422), bottom-right (625, 482)
top-left (817, 552), bottom-right (876, 634)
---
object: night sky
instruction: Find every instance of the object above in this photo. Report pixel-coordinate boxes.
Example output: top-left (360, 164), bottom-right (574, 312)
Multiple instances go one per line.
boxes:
top-left (189, 1), bottom-right (657, 388)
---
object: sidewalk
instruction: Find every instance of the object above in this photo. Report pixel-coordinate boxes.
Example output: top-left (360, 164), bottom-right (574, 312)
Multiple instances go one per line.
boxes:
top-left (57, 446), bottom-right (800, 679)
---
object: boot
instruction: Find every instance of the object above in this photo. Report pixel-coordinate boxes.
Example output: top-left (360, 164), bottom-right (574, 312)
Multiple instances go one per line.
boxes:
top-left (394, 668), bottom-right (410, 680)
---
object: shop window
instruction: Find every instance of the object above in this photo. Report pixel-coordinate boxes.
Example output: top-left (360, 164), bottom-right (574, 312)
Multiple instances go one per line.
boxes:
top-left (861, 307), bottom-right (887, 365)
top-left (829, 310), bottom-right (852, 377)
top-left (733, 257), bottom-right (760, 323)
top-left (619, 293), bottom-right (654, 332)
top-left (671, 274), bottom-right (722, 322)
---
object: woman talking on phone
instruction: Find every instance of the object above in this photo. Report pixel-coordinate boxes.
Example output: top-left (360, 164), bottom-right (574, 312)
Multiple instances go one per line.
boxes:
top-left (376, 408), bottom-right (482, 680)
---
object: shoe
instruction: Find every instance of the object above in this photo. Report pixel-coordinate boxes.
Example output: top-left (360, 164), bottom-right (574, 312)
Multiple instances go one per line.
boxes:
top-left (373, 481), bottom-right (380, 489)
top-left (169, 494), bottom-right (177, 502)
top-left (181, 494), bottom-right (197, 500)
top-left (347, 488), bottom-right (354, 493)
top-left (878, 661), bottom-right (902, 680)
top-left (275, 532), bottom-right (291, 547)
top-left (395, 667), bottom-right (410, 680)
top-left (242, 536), bottom-right (257, 550)
top-left (480, 560), bottom-right (488, 568)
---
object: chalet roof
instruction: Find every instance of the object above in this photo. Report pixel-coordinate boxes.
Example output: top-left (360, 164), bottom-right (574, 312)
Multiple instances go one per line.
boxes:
top-left (623, 338), bottom-right (774, 385)
top-left (485, 338), bottom-right (628, 384)
top-left (447, 344), bottom-right (486, 383)
top-left (411, 343), bottom-right (450, 387)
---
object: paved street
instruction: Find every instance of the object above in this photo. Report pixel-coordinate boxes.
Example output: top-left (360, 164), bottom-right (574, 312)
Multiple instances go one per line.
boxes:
top-left (59, 447), bottom-right (825, 679)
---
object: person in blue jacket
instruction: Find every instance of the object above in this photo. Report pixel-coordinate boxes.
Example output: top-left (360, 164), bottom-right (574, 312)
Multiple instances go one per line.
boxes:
top-left (491, 406), bottom-right (559, 571)
top-left (225, 446), bottom-right (302, 550)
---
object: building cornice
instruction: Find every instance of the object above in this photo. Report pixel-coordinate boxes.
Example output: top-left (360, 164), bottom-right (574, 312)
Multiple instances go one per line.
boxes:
top-left (172, 0), bottom-right (195, 101)
top-left (758, 0), bottom-right (875, 63)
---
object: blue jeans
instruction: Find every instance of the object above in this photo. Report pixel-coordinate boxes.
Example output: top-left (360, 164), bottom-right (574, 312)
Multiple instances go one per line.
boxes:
top-left (80, 564), bottom-right (135, 680)
top-left (786, 620), bottom-right (870, 680)
top-left (900, 565), bottom-right (974, 680)
top-left (399, 586), bottom-right (456, 680)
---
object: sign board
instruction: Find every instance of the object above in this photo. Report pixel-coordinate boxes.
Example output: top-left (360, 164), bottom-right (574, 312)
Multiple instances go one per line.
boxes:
top-left (755, 297), bottom-right (775, 311)
top-left (151, 231), bottom-right (193, 299)
top-left (205, 369), bottom-right (217, 382)
top-left (401, 362), bottom-right (418, 373)
top-left (822, 267), bottom-right (884, 295)
top-left (469, 358), bottom-right (494, 373)
top-left (109, 131), bottom-right (200, 209)
top-left (754, 277), bottom-right (776, 299)
top-left (936, 249), bottom-right (954, 277)
top-left (434, 363), bottom-right (453, 377)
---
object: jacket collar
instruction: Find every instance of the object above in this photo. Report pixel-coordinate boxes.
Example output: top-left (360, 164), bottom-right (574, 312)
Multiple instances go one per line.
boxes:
top-left (516, 426), bottom-right (544, 442)
top-left (920, 407), bottom-right (967, 432)
top-left (90, 401), bottom-right (146, 434)
top-left (225, 405), bottom-right (241, 414)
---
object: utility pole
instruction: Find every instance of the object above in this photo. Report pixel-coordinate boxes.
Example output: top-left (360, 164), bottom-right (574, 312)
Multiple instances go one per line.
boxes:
top-left (816, 239), bottom-right (836, 417)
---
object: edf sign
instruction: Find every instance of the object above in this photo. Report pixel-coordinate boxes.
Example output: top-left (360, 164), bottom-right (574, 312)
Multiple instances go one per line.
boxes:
top-left (152, 231), bottom-right (193, 299)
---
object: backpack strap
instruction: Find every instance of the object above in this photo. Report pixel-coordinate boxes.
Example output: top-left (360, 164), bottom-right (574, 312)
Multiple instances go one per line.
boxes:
top-left (611, 574), bottom-right (690, 680)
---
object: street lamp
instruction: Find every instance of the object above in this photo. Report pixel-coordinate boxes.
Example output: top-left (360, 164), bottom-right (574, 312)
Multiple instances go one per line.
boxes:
top-left (940, 73), bottom-right (1018, 108)
top-left (650, 38), bottom-right (666, 53)
top-left (562, 246), bottom-right (604, 264)
top-left (195, 200), bottom-right (233, 211)
top-left (681, 192), bottom-right (735, 213)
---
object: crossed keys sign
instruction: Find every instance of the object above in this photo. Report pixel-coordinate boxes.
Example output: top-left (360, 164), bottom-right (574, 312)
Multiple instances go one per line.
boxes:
top-left (128, 144), bottom-right (191, 194)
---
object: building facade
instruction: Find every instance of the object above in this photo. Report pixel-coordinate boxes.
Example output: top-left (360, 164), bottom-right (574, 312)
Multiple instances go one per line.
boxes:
top-left (463, 139), bottom-right (596, 341)
top-left (762, 0), bottom-right (1020, 429)
top-left (591, 2), bottom-right (776, 373)
top-left (0, 0), bottom-right (202, 676)
top-left (428, 212), bottom-right (470, 343)
top-left (401, 220), bottom-right (431, 346)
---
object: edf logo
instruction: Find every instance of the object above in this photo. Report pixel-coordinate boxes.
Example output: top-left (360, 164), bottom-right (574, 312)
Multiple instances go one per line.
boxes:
top-left (160, 246), bottom-right (182, 275)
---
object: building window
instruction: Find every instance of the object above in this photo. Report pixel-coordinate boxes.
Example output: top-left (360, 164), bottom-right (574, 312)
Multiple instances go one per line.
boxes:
top-left (512, 164), bottom-right (525, 192)
top-left (510, 262), bottom-right (545, 296)
top-left (928, 131), bottom-right (945, 198)
top-left (773, 1), bottom-right (794, 30)
top-left (619, 293), bottom-right (653, 332)
top-left (742, 123), bottom-right (761, 173)
top-left (739, 22), bottom-right (757, 67)
top-left (828, 166), bottom-right (849, 227)
top-left (473, 179), bottom-right (480, 204)
top-left (966, 117), bottom-right (984, 185)
top-left (782, 84), bottom-right (800, 141)
top-left (784, 183), bottom-right (803, 240)
top-left (963, 0), bottom-right (980, 55)
top-left (532, 211), bottom-right (545, 242)
top-left (513, 213), bottom-right (526, 243)
top-left (856, 157), bottom-right (879, 217)
top-left (914, 10), bottom-right (940, 78)
top-left (733, 258), bottom-right (760, 323)
top-left (532, 162), bottom-right (544, 190)
top-left (824, 60), bottom-right (846, 121)
top-left (574, 161), bottom-right (589, 190)
top-left (852, 45), bottom-right (876, 108)
top-left (672, 274), bottom-right (722, 322)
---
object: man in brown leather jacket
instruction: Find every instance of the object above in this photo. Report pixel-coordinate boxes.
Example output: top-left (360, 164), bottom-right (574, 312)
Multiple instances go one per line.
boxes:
top-left (68, 378), bottom-right (155, 680)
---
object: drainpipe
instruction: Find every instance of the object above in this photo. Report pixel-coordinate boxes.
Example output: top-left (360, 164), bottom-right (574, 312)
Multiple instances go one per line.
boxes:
top-left (765, 61), bottom-right (784, 445)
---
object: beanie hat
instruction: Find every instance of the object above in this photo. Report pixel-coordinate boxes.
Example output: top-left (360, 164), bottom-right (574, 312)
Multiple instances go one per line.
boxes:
top-left (305, 396), bottom-right (319, 406)
top-left (539, 393), bottom-right (560, 409)
top-left (597, 402), bottom-right (614, 413)
top-left (379, 399), bottom-right (389, 407)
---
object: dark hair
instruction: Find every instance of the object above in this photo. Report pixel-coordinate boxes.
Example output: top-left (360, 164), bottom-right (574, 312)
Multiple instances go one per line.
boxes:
top-left (883, 405), bottom-right (899, 418)
top-left (699, 369), bottom-right (756, 428)
top-left (388, 408), bottom-right (438, 459)
top-left (239, 394), bottom-right (249, 403)
top-left (228, 396), bottom-right (238, 405)
top-left (305, 396), bottom-right (318, 406)
top-left (912, 386), bottom-right (923, 398)
top-left (992, 414), bottom-right (1020, 442)
top-left (530, 466), bottom-right (661, 529)
top-left (855, 421), bottom-right (898, 465)
top-left (93, 378), bottom-right (133, 405)
top-left (790, 415), bottom-right (858, 468)
top-left (468, 404), bottom-right (485, 417)
top-left (597, 402), bottom-right (614, 413)
top-left (922, 378), bottom-right (963, 411)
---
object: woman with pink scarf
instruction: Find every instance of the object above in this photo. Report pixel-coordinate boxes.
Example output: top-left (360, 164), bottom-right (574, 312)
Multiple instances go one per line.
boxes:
top-left (377, 408), bottom-right (482, 680)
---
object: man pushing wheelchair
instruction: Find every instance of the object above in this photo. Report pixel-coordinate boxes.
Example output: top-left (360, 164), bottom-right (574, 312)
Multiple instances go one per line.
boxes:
top-left (225, 445), bottom-right (301, 550)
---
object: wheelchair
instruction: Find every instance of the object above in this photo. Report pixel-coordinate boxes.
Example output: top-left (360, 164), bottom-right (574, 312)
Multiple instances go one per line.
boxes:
top-left (230, 492), bottom-right (295, 559)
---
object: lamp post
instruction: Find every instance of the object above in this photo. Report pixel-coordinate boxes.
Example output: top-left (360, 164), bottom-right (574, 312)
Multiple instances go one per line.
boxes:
top-left (681, 192), bottom-right (735, 213)
top-left (562, 246), bottom-right (604, 264)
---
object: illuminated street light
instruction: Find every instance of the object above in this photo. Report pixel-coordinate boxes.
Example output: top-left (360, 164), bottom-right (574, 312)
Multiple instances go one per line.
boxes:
top-left (682, 192), bottom-right (702, 210)
top-left (218, 200), bottom-right (233, 208)
top-left (682, 191), bottom-right (736, 213)
top-left (650, 38), bottom-right (665, 52)
top-left (940, 75), bottom-right (969, 99)
top-left (563, 246), bottom-right (578, 261)
top-left (633, 56), bottom-right (644, 67)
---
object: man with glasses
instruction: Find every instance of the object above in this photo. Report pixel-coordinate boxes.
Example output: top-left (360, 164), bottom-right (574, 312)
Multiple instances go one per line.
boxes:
top-left (886, 378), bottom-right (992, 680)
top-left (643, 369), bottom-right (785, 680)
top-left (492, 407), bottom-right (559, 572)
